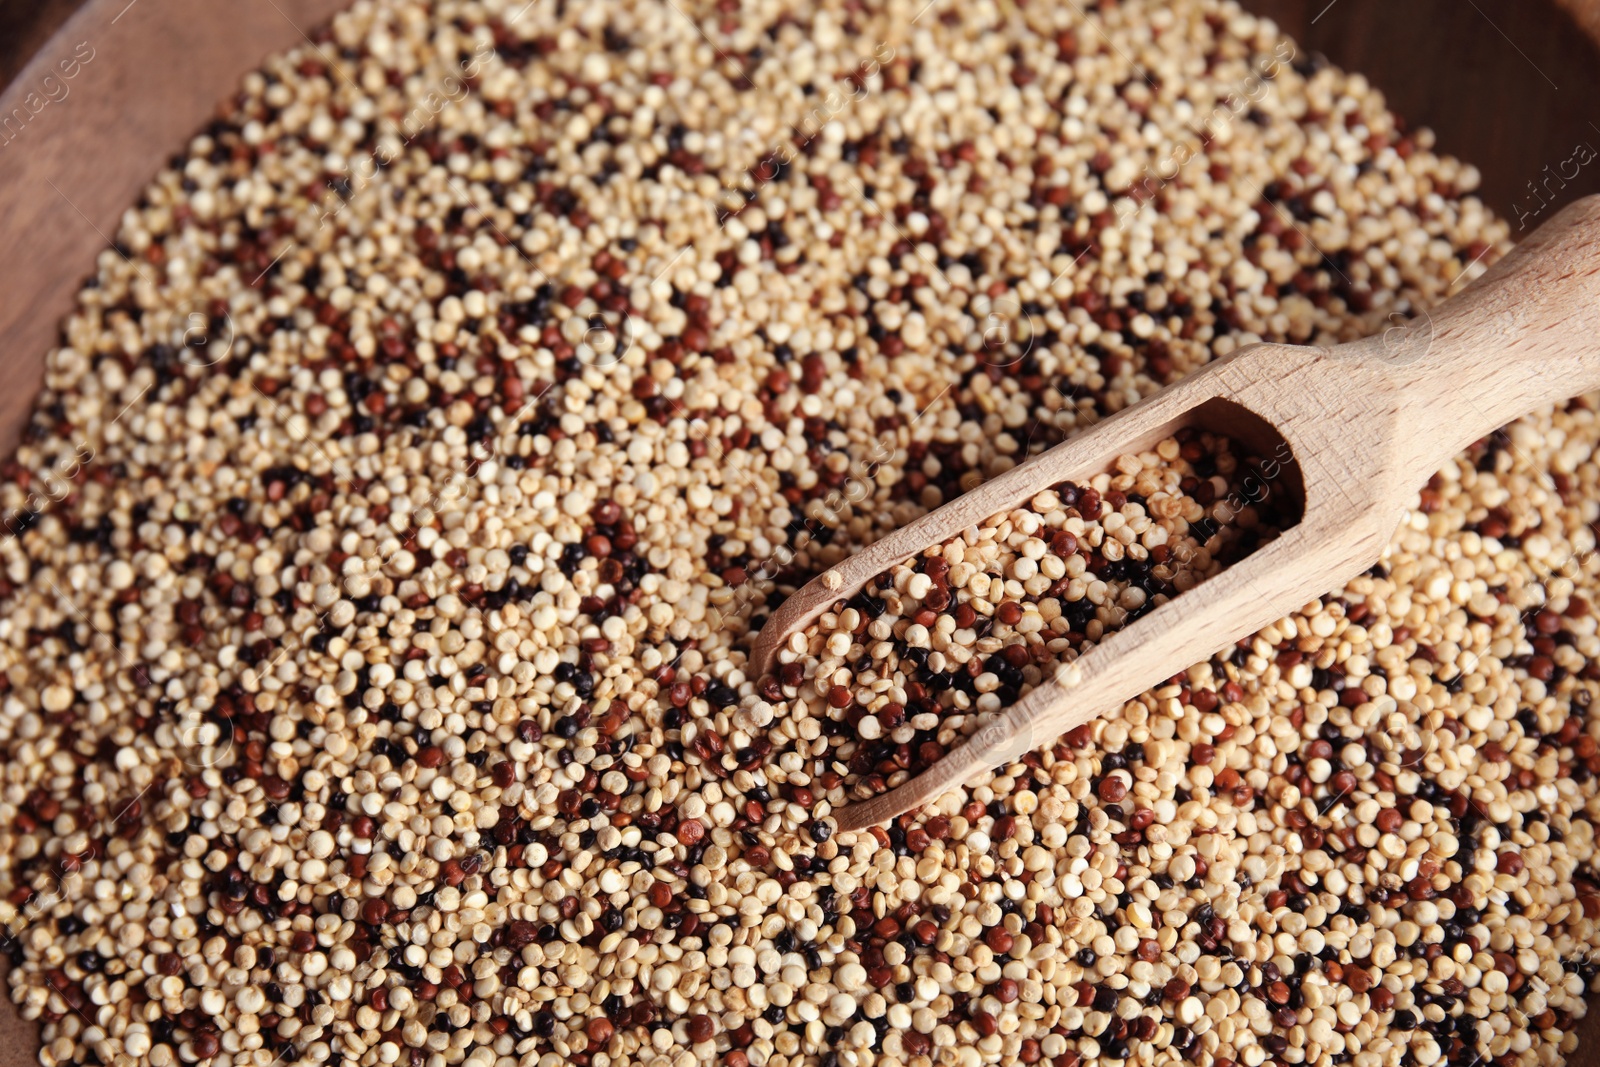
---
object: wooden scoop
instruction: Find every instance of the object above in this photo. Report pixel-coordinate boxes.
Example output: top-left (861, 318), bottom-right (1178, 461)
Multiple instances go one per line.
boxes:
top-left (750, 194), bottom-right (1600, 832)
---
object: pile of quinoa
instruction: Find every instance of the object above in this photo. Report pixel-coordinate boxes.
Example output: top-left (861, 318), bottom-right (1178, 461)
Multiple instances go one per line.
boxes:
top-left (764, 429), bottom-right (1296, 803)
top-left (6, 2), bottom-right (1598, 1067)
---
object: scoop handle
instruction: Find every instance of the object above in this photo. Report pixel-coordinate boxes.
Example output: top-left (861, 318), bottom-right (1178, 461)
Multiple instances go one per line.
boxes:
top-left (1381, 194), bottom-right (1600, 477)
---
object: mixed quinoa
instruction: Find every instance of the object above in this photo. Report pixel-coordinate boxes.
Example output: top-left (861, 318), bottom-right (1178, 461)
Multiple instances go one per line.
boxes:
top-left (4, 3), bottom-right (1597, 1067)
top-left (763, 429), bottom-right (1296, 804)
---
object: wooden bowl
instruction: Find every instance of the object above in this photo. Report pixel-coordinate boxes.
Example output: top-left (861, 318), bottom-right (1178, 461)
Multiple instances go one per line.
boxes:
top-left (2, 0), bottom-right (1599, 1064)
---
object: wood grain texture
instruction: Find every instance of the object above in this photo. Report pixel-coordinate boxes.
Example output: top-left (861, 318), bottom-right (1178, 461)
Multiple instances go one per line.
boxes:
top-left (3, 0), bottom-right (1600, 1064)
top-left (0, 0), bottom-right (82, 86)
top-left (817, 193), bottom-right (1600, 830)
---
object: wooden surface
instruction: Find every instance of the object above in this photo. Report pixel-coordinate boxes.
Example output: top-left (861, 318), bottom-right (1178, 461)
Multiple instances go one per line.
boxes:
top-left (0, 0), bottom-right (81, 87)
top-left (1557, 0), bottom-right (1600, 45)
top-left (4, 0), bottom-right (1600, 1064)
